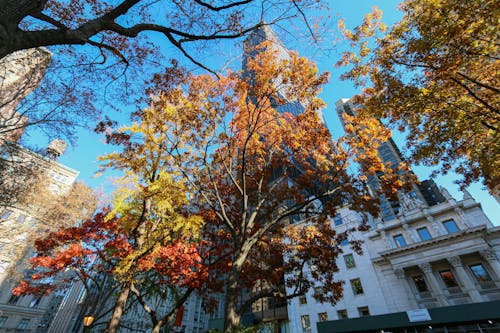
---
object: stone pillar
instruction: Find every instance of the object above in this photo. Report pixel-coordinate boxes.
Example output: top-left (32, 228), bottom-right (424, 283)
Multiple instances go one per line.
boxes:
top-left (480, 249), bottom-right (500, 280)
top-left (380, 230), bottom-right (393, 249)
top-left (394, 268), bottom-right (417, 309)
top-left (419, 263), bottom-right (449, 306)
top-left (424, 211), bottom-right (444, 236)
top-left (402, 223), bottom-right (418, 243)
top-left (453, 206), bottom-right (470, 228)
top-left (447, 256), bottom-right (483, 302)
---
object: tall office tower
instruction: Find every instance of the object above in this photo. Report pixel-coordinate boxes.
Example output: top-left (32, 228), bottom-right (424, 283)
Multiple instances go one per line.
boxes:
top-left (0, 48), bottom-right (51, 143)
top-left (335, 98), bottom-right (445, 221)
top-left (243, 25), bottom-right (325, 122)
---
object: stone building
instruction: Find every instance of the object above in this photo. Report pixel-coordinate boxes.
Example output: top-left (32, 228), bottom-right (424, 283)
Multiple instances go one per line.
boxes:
top-left (0, 48), bottom-right (51, 143)
top-left (0, 140), bottom-right (80, 333)
top-left (286, 99), bottom-right (500, 333)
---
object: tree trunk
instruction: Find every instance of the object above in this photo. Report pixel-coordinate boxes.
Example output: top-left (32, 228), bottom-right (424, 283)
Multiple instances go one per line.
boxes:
top-left (106, 284), bottom-right (131, 333)
top-left (224, 267), bottom-right (242, 333)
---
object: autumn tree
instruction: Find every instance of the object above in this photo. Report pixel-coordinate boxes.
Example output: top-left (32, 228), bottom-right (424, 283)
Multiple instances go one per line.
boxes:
top-left (0, 0), bottom-right (328, 145)
top-left (13, 210), bottom-right (206, 333)
top-left (337, 1), bottom-right (499, 193)
top-left (124, 42), bottom-right (403, 332)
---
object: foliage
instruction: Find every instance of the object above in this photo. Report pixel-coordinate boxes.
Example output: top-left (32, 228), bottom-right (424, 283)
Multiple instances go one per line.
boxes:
top-left (337, 1), bottom-right (500, 192)
top-left (0, 0), bottom-right (326, 142)
top-left (127, 41), bottom-right (403, 332)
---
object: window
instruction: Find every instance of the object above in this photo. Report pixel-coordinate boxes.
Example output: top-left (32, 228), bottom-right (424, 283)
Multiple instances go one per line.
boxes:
top-left (318, 312), bottom-right (328, 322)
top-left (340, 238), bottom-right (349, 246)
top-left (417, 227), bottom-right (432, 241)
top-left (0, 316), bottom-right (7, 328)
top-left (344, 254), bottom-right (356, 268)
top-left (1, 210), bottom-right (13, 220)
top-left (16, 214), bottom-right (27, 224)
top-left (299, 295), bottom-right (307, 305)
top-left (29, 296), bottom-right (42, 308)
top-left (334, 214), bottom-right (343, 226)
top-left (393, 234), bottom-right (407, 247)
top-left (350, 278), bottom-right (364, 295)
top-left (314, 287), bottom-right (323, 296)
top-left (8, 294), bottom-right (20, 304)
top-left (443, 219), bottom-right (459, 234)
top-left (412, 275), bottom-right (429, 293)
top-left (301, 315), bottom-right (311, 332)
top-left (337, 309), bottom-right (348, 319)
top-left (17, 318), bottom-right (30, 330)
top-left (358, 306), bottom-right (370, 317)
top-left (469, 264), bottom-right (492, 283)
top-left (439, 270), bottom-right (459, 288)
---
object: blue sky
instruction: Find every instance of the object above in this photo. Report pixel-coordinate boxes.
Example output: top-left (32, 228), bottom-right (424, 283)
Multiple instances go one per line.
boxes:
top-left (26, 0), bottom-right (499, 224)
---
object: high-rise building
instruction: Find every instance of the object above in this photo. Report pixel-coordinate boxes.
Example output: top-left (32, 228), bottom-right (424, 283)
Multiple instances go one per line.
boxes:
top-left (0, 48), bottom-right (51, 143)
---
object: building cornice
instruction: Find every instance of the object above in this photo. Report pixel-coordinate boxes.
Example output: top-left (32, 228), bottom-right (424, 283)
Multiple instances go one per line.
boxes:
top-left (372, 225), bottom-right (490, 265)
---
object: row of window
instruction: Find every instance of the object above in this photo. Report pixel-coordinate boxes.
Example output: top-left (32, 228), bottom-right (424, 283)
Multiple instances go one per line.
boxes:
top-left (299, 278), bottom-right (365, 306)
top-left (300, 307), bottom-right (370, 332)
top-left (412, 263), bottom-right (492, 293)
top-left (0, 316), bottom-right (30, 330)
top-left (393, 219), bottom-right (460, 248)
top-left (7, 294), bottom-right (43, 307)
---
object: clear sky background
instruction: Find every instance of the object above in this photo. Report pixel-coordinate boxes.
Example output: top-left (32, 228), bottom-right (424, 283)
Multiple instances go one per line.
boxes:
top-left (25, 0), bottom-right (499, 224)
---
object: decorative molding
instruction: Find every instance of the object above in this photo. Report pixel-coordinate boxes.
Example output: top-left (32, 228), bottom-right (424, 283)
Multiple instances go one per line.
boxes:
top-left (480, 249), bottom-right (497, 261)
top-left (394, 268), bottom-right (405, 279)
top-left (448, 256), bottom-right (462, 267)
top-left (419, 262), bottom-right (433, 274)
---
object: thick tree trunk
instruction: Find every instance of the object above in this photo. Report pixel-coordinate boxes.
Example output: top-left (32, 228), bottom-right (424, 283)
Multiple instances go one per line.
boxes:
top-left (224, 245), bottom-right (252, 333)
top-left (106, 284), bottom-right (131, 333)
top-left (224, 267), bottom-right (242, 333)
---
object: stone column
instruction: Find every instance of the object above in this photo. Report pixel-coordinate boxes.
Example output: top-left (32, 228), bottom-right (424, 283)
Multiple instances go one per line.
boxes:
top-left (380, 230), bottom-right (393, 249)
top-left (448, 256), bottom-right (483, 302)
top-left (480, 249), bottom-right (500, 280)
top-left (424, 211), bottom-right (444, 236)
top-left (419, 263), bottom-right (448, 306)
top-left (402, 223), bottom-right (418, 243)
top-left (394, 268), bottom-right (417, 309)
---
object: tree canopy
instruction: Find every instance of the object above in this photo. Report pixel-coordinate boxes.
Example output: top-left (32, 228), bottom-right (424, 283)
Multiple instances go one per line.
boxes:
top-left (337, 0), bottom-right (499, 193)
top-left (115, 43), bottom-right (405, 332)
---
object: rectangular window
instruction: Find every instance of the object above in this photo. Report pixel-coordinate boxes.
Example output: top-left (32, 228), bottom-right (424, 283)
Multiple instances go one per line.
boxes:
top-left (1, 210), bottom-right (13, 220)
top-left (344, 254), bottom-right (356, 268)
top-left (301, 315), bottom-right (311, 332)
top-left (393, 234), bottom-right (407, 247)
top-left (443, 219), bottom-right (459, 234)
top-left (439, 270), bottom-right (459, 288)
top-left (17, 318), bottom-right (30, 330)
top-left (318, 312), bottom-right (328, 322)
top-left (29, 296), bottom-right (43, 308)
top-left (8, 294), bottom-right (20, 305)
top-left (412, 275), bottom-right (429, 293)
top-left (299, 295), bottom-right (307, 305)
top-left (340, 238), bottom-right (349, 246)
top-left (16, 214), bottom-right (27, 224)
top-left (350, 278), bottom-right (364, 295)
top-left (334, 214), bottom-right (343, 226)
top-left (417, 227), bottom-right (432, 241)
top-left (314, 287), bottom-right (323, 296)
top-left (358, 306), bottom-right (370, 317)
top-left (0, 316), bottom-right (7, 328)
top-left (337, 310), bottom-right (348, 319)
top-left (469, 264), bottom-right (492, 283)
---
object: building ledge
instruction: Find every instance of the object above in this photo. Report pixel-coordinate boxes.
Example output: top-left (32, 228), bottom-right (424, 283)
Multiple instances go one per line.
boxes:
top-left (375, 225), bottom-right (488, 259)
